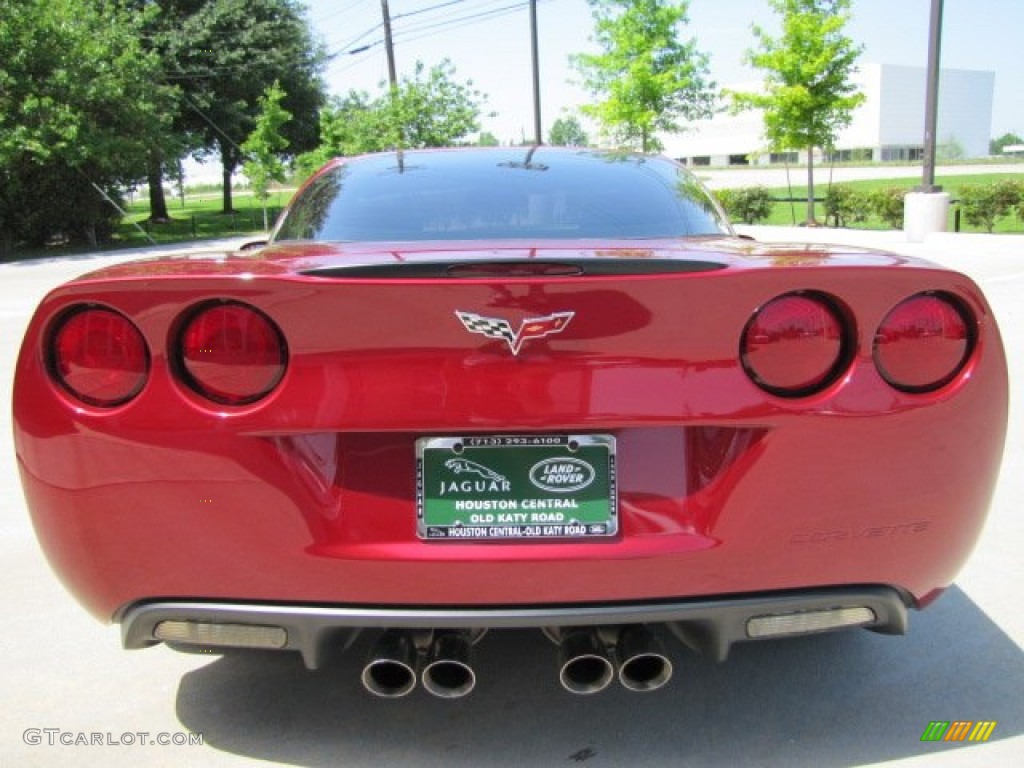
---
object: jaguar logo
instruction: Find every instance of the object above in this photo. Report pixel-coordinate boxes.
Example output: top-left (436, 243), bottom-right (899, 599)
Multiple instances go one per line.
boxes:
top-left (440, 458), bottom-right (511, 495)
top-left (444, 458), bottom-right (507, 483)
top-left (455, 310), bottom-right (574, 355)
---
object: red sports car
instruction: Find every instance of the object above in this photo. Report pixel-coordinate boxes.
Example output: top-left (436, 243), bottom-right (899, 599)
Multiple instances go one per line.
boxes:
top-left (14, 148), bottom-right (1007, 698)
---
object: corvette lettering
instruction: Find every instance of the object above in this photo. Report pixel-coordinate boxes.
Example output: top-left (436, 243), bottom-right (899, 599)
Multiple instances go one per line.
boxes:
top-left (455, 310), bottom-right (574, 355)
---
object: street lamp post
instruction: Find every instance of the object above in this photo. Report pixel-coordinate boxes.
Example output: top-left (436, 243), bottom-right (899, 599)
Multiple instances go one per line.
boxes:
top-left (905, 0), bottom-right (950, 241)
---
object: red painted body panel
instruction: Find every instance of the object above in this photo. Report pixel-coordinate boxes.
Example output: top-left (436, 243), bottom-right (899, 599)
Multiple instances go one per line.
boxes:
top-left (14, 238), bottom-right (1007, 623)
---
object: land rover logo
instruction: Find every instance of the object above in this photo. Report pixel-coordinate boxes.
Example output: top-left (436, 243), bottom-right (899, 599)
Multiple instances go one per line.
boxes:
top-left (529, 457), bottom-right (595, 493)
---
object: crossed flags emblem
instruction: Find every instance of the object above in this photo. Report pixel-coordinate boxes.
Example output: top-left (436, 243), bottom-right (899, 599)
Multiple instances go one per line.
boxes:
top-left (455, 310), bottom-right (574, 355)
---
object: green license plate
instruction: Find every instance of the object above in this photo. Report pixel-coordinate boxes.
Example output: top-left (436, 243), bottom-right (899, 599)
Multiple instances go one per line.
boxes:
top-left (416, 435), bottom-right (617, 541)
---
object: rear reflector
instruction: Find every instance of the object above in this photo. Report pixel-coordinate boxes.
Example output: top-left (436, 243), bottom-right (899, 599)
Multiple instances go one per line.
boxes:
top-left (874, 293), bottom-right (973, 393)
top-left (178, 302), bottom-right (287, 405)
top-left (51, 307), bottom-right (149, 407)
top-left (741, 293), bottom-right (847, 396)
top-left (154, 620), bottom-right (287, 649)
top-left (746, 607), bottom-right (876, 638)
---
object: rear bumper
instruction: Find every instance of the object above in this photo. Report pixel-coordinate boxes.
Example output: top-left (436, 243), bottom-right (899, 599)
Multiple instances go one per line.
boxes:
top-left (120, 585), bottom-right (910, 668)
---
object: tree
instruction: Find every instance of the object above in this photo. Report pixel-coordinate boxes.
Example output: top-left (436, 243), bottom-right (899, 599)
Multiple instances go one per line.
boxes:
top-left (0, 0), bottom-right (174, 252)
top-left (990, 132), bottom-right (1023, 155)
top-left (392, 61), bottom-right (487, 149)
top-left (731, 0), bottom-right (864, 225)
top-left (242, 81), bottom-right (292, 230)
top-left (937, 135), bottom-right (965, 161)
top-left (153, 0), bottom-right (325, 214)
top-left (548, 116), bottom-right (590, 146)
top-left (297, 60), bottom-right (487, 175)
top-left (572, 0), bottom-right (715, 152)
top-left (477, 131), bottom-right (500, 147)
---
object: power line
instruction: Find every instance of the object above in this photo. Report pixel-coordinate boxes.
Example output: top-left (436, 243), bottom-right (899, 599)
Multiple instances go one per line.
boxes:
top-left (393, 0), bottom-right (470, 22)
top-left (311, 0), bottom-right (374, 27)
top-left (328, 22), bottom-right (385, 58)
top-left (326, 0), bottom-right (552, 77)
top-left (395, 1), bottom-right (537, 45)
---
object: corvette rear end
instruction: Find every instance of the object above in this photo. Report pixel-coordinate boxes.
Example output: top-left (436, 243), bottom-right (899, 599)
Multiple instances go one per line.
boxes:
top-left (13, 149), bottom-right (1007, 697)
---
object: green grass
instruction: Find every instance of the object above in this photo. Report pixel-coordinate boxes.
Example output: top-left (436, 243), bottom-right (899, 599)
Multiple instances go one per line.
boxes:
top-left (751, 173), bottom-right (1024, 232)
top-left (115, 188), bottom-right (292, 247)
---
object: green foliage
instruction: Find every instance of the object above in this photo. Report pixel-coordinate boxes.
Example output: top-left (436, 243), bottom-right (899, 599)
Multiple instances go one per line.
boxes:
top-left (477, 131), bottom-right (500, 147)
top-left (715, 186), bottom-right (775, 224)
top-left (958, 180), bottom-right (1023, 233)
top-left (730, 0), bottom-right (864, 224)
top-left (993, 178), bottom-right (1024, 212)
top-left (573, 0), bottom-right (715, 152)
top-left (548, 116), bottom-right (590, 147)
top-left (157, 0), bottom-right (327, 212)
top-left (824, 184), bottom-right (869, 227)
top-left (0, 0), bottom-right (173, 251)
top-left (936, 136), bottom-right (966, 162)
top-left (990, 132), bottom-right (1024, 155)
top-left (867, 187), bottom-right (906, 229)
top-left (391, 60), bottom-right (488, 148)
top-left (297, 60), bottom-right (487, 175)
top-left (242, 81), bottom-right (292, 229)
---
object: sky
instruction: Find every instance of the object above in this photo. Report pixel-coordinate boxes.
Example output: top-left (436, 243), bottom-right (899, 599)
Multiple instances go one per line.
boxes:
top-left (301, 0), bottom-right (1024, 145)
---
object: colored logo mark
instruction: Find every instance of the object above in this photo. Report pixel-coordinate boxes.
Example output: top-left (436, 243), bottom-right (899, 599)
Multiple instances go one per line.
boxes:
top-left (455, 310), bottom-right (574, 355)
top-left (920, 721), bottom-right (997, 743)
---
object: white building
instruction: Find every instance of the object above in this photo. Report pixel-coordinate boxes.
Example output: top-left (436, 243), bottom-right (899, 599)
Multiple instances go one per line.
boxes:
top-left (664, 63), bottom-right (995, 166)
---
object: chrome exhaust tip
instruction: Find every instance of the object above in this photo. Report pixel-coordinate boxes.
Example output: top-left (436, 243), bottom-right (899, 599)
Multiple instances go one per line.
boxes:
top-left (617, 625), bottom-right (673, 692)
top-left (361, 630), bottom-right (418, 698)
top-left (422, 631), bottom-right (476, 699)
top-left (558, 628), bottom-right (615, 695)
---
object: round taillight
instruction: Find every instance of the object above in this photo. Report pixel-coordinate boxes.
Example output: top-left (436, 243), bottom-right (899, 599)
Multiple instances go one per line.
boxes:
top-left (51, 307), bottom-right (149, 407)
top-left (178, 303), bottom-right (287, 405)
top-left (874, 293), bottom-right (973, 393)
top-left (742, 293), bottom-right (847, 396)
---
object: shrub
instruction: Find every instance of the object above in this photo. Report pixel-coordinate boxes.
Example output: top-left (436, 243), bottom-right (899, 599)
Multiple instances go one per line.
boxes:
top-left (868, 187), bottom-right (907, 230)
top-left (824, 185), bottom-right (870, 228)
top-left (713, 188), bottom-right (736, 216)
top-left (994, 178), bottom-right (1023, 217)
top-left (957, 182), bottom-right (1021, 233)
top-left (715, 186), bottom-right (775, 224)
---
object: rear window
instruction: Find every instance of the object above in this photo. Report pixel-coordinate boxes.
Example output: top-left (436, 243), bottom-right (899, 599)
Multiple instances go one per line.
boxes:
top-left (273, 149), bottom-right (730, 243)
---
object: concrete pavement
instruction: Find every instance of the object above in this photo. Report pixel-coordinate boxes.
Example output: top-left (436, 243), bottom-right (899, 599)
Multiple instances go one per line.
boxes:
top-left (2, 229), bottom-right (1021, 766)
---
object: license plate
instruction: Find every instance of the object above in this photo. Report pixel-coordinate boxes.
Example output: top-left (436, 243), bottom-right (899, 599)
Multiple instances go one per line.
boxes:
top-left (416, 435), bottom-right (617, 541)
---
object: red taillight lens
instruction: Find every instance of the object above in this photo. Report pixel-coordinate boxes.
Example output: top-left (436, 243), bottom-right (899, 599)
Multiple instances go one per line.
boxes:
top-left (874, 293), bottom-right (973, 392)
top-left (742, 293), bottom-right (847, 396)
top-left (51, 307), bottom-right (149, 407)
top-left (178, 303), bottom-right (287, 405)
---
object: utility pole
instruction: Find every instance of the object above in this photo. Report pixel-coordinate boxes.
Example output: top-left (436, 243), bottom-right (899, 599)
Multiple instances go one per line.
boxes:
top-left (380, 0), bottom-right (400, 152)
top-left (920, 0), bottom-right (943, 192)
top-left (905, 0), bottom-right (949, 241)
top-left (380, 0), bottom-right (398, 90)
top-left (530, 0), bottom-right (542, 145)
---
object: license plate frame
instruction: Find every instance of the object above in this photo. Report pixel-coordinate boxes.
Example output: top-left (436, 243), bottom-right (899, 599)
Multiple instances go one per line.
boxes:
top-left (416, 435), bottom-right (617, 541)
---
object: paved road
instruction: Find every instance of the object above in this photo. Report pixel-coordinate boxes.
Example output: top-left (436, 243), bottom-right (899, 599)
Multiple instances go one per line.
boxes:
top-left (2, 230), bottom-right (1021, 767)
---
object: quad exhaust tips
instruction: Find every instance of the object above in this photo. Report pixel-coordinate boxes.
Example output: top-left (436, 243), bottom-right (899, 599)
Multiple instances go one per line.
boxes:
top-left (422, 630), bottom-right (477, 699)
top-left (363, 625), bottom-right (670, 698)
top-left (362, 630), bottom-right (418, 698)
top-left (559, 625), bottom-right (673, 694)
